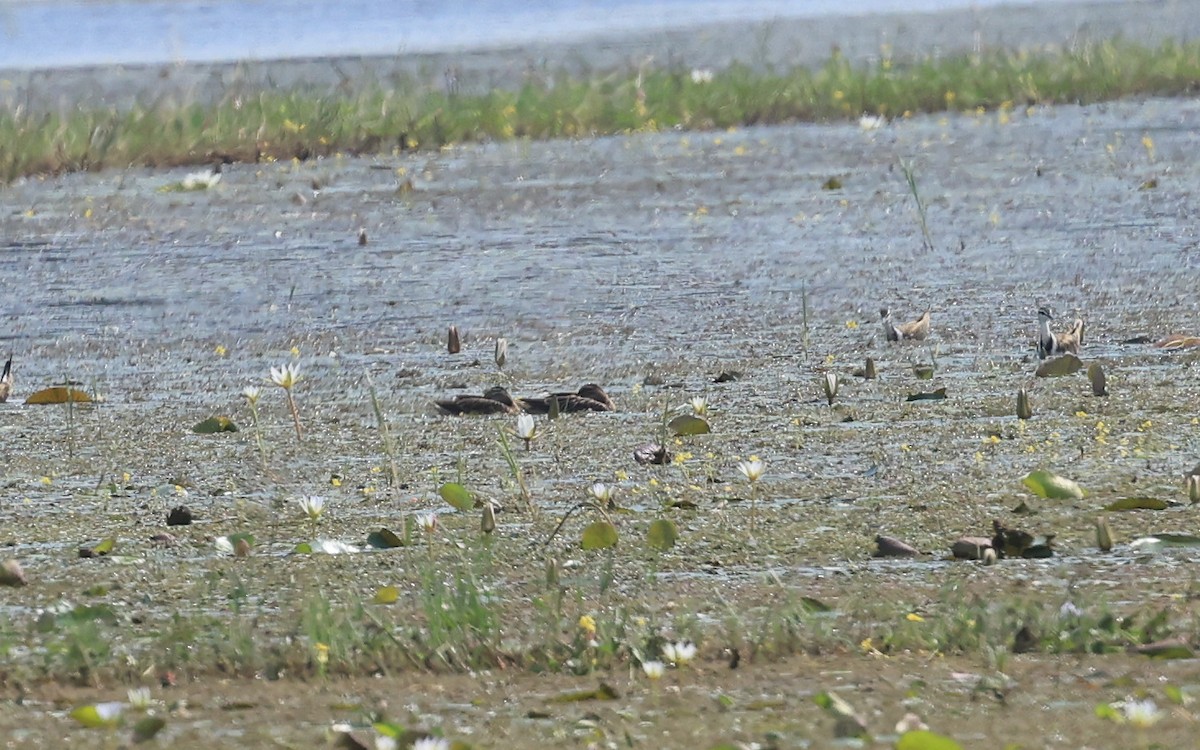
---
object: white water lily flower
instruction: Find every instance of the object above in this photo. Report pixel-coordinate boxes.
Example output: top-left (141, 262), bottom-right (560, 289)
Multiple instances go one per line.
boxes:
top-left (242, 385), bottom-right (261, 405)
top-left (127, 687), bottom-right (153, 710)
top-left (589, 483), bottom-right (613, 504)
top-left (215, 536), bottom-right (235, 555)
top-left (180, 168), bottom-right (221, 190)
top-left (690, 396), bottom-right (708, 416)
top-left (859, 114), bottom-right (886, 131)
top-left (516, 414), bottom-right (536, 440)
top-left (411, 737), bottom-right (450, 750)
top-left (1123, 698), bottom-right (1164, 727)
top-left (641, 660), bottom-right (665, 680)
top-left (415, 512), bottom-right (438, 534)
top-left (663, 641), bottom-right (696, 665)
top-left (269, 362), bottom-right (302, 389)
top-left (298, 495), bottom-right (326, 522)
top-left (315, 539), bottom-right (359, 555)
top-left (690, 68), bottom-right (714, 84)
top-left (738, 457), bottom-right (766, 483)
top-left (374, 735), bottom-right (398, 750)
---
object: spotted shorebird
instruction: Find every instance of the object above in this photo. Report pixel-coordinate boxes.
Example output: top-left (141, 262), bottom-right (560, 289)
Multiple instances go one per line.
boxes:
top-left (880, 308), bottom-right (931, 342)
top-left (520, 383), bottom-right (616, 414)
top-left (0, 355), bottom-right (10, 402)
top-left (1036, 306), bottom-right (1083, 359)
top-left (433, 386), bottom-right (520, 416)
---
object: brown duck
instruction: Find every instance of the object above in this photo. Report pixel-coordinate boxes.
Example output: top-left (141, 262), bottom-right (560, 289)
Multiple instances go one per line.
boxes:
top-left (1036, 306), bottom-right (1083, 359)
top-left (520, 383), bottom-right (615, 414)
top-left (433, 386), bottom-right (520, 416)
top-left (880, 308), bottom-right (931, 342)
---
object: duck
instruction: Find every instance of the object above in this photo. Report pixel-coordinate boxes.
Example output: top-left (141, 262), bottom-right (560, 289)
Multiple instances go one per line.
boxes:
top-left (519, 383), bottom-right (616, 414)
top-left (1036, 306), bottom-right (1083, 359)
top-left (0, 355), bottom-right (10, 402)
top-left (433, 385), bottom-right (520, 416)
top-left (880, 308), bottom-right (931, 342)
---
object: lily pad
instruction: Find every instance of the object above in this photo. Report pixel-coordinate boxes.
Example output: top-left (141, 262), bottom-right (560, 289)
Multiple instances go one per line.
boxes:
top-left (896, 730), bottom-right (964, 750)
top-left (1130, 533), bottom-right (1200, 553)
top-left (1087, 362), bottom-right (1108, 396)
top-left (905, 387), bottom-right (947, 402)
top-left (548, 683), bottom-right (620, 703)
top-left (439, 482), bottom-right (473, 512)
top-left (132, 716), bottom-right (166, 743)
top-left (1104, 497), bottom-right (1170, 511)
top-left (1022, 470), bottom-right (1084, 500)
top-left (581, 520), bottom-right (619, 550)
top-left (1035, 354), bottom-right (1083, 377)
top-left (79, 538), bottom-right (117, 558)
top-left (373, 585), bottom-right (400, 604)
top-left (25, 386), bottom-right (92, 405)
top-left (668, 414), bottom-right (711, 436)
top-left (367, 527), bottom-right (405, 549)
top-left (646, 519), bottom-right (678, 550)
top-left (192, 416), bottom-right (239, 434)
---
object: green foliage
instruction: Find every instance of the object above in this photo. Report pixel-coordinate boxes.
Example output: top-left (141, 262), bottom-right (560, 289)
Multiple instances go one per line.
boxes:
top-left (6, 39), bottom-right (1200, 182)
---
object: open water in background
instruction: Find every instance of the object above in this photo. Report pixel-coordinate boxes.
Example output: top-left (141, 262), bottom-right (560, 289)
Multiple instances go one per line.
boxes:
top-left (0, 0), bottom-right (1127, 70)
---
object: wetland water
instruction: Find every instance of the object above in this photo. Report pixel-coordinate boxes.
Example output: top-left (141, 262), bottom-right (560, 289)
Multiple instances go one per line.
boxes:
top-left (4, 47), bottom-right (1200, 750)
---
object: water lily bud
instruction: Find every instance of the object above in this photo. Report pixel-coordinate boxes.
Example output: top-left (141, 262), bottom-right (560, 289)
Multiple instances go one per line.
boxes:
top-left (447, 325), bottom-right (461, 354)
top-left (1188, 474), bottom-right (1200, 504)
top-left (1016, 388), bottom-right (1033, 420)
top-left (481, 501), bottom-right (496, 534)
top-left (864, 357), bottom-right (877, 379)
top-left (494, 338), bottom-right (508, 369)
top-left (823, 372), bottom-right (839, 405)
top-left (1095, 516), bottom-right (1113, 551)
top-left (544, 557), bottom-right (560, 588)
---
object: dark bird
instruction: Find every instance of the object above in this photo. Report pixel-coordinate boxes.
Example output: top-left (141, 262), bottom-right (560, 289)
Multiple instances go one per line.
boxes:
top-left (433, 386), bottom-right (519, 416)
top-left (0, 355), bottom-right (11, 403)
top-left (520, 383), bottom-right (616, 414)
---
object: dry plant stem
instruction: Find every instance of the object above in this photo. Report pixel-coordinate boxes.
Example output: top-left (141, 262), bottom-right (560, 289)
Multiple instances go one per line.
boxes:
top-left (246, 400), bottom-right (270, 475)
top-left (285, 390), bottom-right (304, 441)
top-left (497, 428), bottom-right (533, 514)
top-left (366, 372), bottom-right (401, 491)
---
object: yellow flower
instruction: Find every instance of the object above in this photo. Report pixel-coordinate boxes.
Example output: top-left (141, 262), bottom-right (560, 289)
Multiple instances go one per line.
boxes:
top-left (906, 612), bottom-right (925, 623)
top-left (214, 344), bottom-right (227, 357)
top-left (314, 642), bottom-right (329, 665)
top-left (578, 615), bottom-right (596, 635)
top-left (846, 320), bottom-right (858, 329)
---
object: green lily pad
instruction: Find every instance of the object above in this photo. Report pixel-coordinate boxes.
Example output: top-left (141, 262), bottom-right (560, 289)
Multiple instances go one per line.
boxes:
top-left (668, 414), bottom-right (711, 436)
top-left (367, 527), bottom-right (405, 549)
top-left (132, 716), bottom-right (166, 743)
top-left (905, 387), bottom-right (947, 402)
top-left (646, 519), bottom-right (678, 550)
top-left (581, 520), bottom-right (619, 550)
top-left (896, 729), bottom-right (964, 750)
top-left (1035, 354), bottom-right (1083, 377)
top-left (374, 585), bottom-right (400, 604)
top-left (192, 416), bottom-right (239, 434)
top-left (1022, 470), bottom-right (1084, 500)
top-left (439, 482), bottom-right (473, 512)
top-left (26, 386), bottom-right (93, 405)
top-left (1105, 497), bottom-right (1170, 511)
top-left (70, 702), bottom-right (125, 728)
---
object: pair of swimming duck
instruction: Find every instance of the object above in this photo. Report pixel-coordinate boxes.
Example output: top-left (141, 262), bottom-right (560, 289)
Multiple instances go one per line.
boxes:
top-left (434, 383), bottom-right (615, 416)
top-left (880, 306), bottom-right (1083, 359)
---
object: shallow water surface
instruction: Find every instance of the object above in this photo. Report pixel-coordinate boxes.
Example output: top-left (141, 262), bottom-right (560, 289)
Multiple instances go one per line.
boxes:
top-left (2, 97), bottom-right (1200, 747)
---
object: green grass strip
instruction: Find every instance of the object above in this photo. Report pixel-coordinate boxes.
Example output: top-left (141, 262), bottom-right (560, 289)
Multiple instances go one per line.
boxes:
top-left (2, 38), bottom-right (1199, 183)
